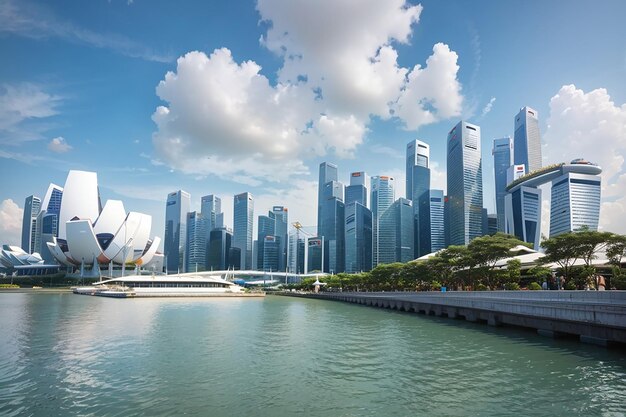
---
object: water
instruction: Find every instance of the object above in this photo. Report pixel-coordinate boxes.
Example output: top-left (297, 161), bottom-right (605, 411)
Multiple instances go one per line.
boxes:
top-left (0, 293), bottom-right (624, 417)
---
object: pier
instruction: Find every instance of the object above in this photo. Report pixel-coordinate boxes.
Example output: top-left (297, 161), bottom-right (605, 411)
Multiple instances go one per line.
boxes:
top-left (279, 291), bottom-right (626, 346)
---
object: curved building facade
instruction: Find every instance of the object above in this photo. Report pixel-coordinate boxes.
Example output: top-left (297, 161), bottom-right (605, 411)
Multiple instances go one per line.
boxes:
top-left (46, 170), bottom-right (161, 268)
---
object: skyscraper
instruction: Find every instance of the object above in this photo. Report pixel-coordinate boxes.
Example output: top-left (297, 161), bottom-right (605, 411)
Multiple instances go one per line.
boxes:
top-left (514, 106), bottom-right (542, 174)
top-left (317, 162), bottom-right (338, 237)
top-left (21, 195), bottom-right (41, 254)
top-left (164, 190), bottom-right (191, 273)
top-left (379, 198), bottom-right (414, 263)
top-left (207, 227), bottom-right (233, 270)
top-left (270, 206), bottom-right (288, 271)
top-left (406, 139), bottom-right (431, 258)
top-left (429, 190), bottom-right (446, 253)
top-left (492, 137), bottom-right (513, 232)
top-left (549, 172), bottom-right (601, 237)
top-left (201, 194), bottom-right (222, 232)
top-left (233, 192), bottom-right (254, 270)
top-left (185, 211), bottom-right (207, 272)
top-left (288, 230), bottom-right (306, 275)
top-left (447, 121), bottom-right (483, 246)
top-left (345, 171), bottom-right (369, 207)
top-left (257, 214), bottom-right (275, 271)
top-left (504, 185), bottom-right (542, 249)
top-left (371, 175), bottom-right (395, 266)
top-left (344, 202), bottom-right (373, 273)
top-left (317, 162), bottom-right (344, 273)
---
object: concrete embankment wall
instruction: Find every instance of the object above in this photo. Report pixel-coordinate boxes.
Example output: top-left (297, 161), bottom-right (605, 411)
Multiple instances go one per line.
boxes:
top-left (278, 291), bottom-right (626, 347)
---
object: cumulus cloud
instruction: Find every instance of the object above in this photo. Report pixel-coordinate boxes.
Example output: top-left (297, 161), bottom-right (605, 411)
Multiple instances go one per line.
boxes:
top-left (394, 43), bottom-right (463, 129)
top-left (47, 136), bottom-right (72, 153)
top-left (152, 0), bottom-right (464, 183)
top-left (0, 199), bottom-right (23, 246)
top-left (544, 84), bottom-right (626, 233)
top-left (0, 83), bottom-right (61, 144)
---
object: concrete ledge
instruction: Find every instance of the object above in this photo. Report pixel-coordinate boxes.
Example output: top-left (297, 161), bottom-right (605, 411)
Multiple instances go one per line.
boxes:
top-left (277, 291), bottom-right (626, 347)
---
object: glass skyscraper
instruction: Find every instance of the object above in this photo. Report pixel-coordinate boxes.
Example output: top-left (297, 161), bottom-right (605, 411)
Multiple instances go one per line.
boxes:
top-left (345, 171), bottom-right (369, 207)
top-left (549, 172), bottom-right (601, 237)
top-left (233, 192), bottom-right (254, 270)
top-left (201, 194), bottom-right (222, 232)
top-left (270, 206), bottom-right (288, 271)
top-left (317, 162), bottom-right (338, 237)
top-left (429, 190), bottom-right (446, 253)
top-left (344, 202), bottom-right (373, 273)
top-left (207, 227), bottom-right (233, 270)
top-left (21, 195), bottom-right (41, 254)
top-left (185, 211), bottom-right (207, 272)
top-left (492, 137), bottom-right (513, 232)
top-left (406, 140), bottom-right (431, 258)
top-left (447, 121), bottom-right (483, 246)
top-left (257, 214), bottom-right (275, 271)
top-left (514, 106), bottom-right (542, 174)
top-left (504, 186), bottom-right (542, 249)
top-left (371, 175), bottom-right (395, 266)
top-left (164, 190), bottom-right (191, 273)
top-left (379, 198), bottom-right (414, 263)
top-left (317, 162), bottom-right (345, 273)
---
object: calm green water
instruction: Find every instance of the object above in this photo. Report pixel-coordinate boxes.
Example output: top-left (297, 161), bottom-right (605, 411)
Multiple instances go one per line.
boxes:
top-left (0, 293), bottom-right (624, 417)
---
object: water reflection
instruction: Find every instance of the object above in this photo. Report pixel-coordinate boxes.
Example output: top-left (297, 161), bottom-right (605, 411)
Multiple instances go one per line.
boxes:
top-left (0, 294), bottom-right (623, 417)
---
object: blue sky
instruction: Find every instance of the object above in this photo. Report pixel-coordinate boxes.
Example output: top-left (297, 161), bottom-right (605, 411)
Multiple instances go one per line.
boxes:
top-left (1, 0), bottom-right (626, 247)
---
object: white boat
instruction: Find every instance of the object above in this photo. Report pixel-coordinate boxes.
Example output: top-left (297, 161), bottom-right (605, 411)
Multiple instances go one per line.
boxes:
top-left (74, 274), bottom-right (263, 298)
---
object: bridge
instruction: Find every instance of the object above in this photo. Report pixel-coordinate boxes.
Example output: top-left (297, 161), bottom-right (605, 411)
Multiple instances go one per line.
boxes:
top-left (162, 270), bottom-right (329, 285)
top-left (505, 160), bottom-right (601, 192)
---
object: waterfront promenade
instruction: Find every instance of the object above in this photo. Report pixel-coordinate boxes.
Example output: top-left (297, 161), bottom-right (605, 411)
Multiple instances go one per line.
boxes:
top-left (279, 291), bottom-right (626, 346)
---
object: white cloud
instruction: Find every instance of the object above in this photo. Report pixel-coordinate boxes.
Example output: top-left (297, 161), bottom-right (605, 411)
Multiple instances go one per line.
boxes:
top-left (544, 84), bottom-right (626, 234)
top-left (47, 136), bottom-right (72, 153)
top-left (152, 1), bottom-right (465, 184)
top-left (481, 97), bottom-right (496, 117)
top-left (0, 83), bottom-right (62, 144)
top-left (0, 0), bottom-right (171, 62)
top-left (394, 43), bottom-right (463, 130)
top-left (0, 199), bottom-right (23, 246)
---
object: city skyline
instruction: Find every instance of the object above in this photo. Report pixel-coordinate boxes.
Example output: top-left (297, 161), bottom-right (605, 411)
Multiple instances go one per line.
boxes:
top-left (1, 0), bottom-right (626, 248)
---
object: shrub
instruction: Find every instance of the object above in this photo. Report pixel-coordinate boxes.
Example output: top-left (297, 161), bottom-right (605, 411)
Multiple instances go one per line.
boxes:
top-left (528, 282), bottom-right (542, 291)
top-left (430, 281), bottom-right (442, 291)
top-left (475, 283), bottom-right (489, 291)
top-left (0, 284), bottom-right (19, 288)
top-left (565, 281), bottom-right (576, 290)
top-left (504, 282), bottom-right (520, 290)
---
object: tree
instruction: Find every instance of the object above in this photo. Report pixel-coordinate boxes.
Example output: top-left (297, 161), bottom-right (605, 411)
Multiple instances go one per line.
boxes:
top-left (425, 245), bottom-right (469, 290)
top-left (466, 233), bottom-right (528, 289)
top-left (540, 233), bottom-right (583, 282)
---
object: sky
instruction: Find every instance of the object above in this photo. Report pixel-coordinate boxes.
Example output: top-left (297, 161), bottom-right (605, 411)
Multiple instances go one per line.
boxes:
top-left (1, 0), bottom-right (625, 249)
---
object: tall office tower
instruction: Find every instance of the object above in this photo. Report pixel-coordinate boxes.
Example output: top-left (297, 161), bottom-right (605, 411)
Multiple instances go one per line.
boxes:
top-left (371, 176), bottom-right (395, 266)
top-left (447, 121), bottom-right (483, 246)
top-left (288, 230), bottom-right (306, 275)
top-left (507, 164), bottom-right (526, 185)
top-left (493, 137), bottom-right (513, 231)
top-left (257, 214), bottom-right (275, 271)
top-left (164, 190), bottom-right (191, 273)
top-left (207, 227), bottom-right (233, 270)
top-left (487, 214), bottom-right (498, 236)
top-left (233, 192), bottom-right (254, 270)
top-left (481, 208), bottom-right (489, 236)
top-left (201, 194), bottom-right (222, 232)
top-left (262, 236), bottom-right (280, 272)
top-left (406, 140), bottom-right (431, 258)
top-left (21, 195), bottom-right (41, 254)
top-left (429, 190), bottom-right (446, 253)
top-left (549, 172), bottom-right (601, 237)
top-left (317, 162), bottom-right (338, 237)
top-left (185, 211), bottom-right (207, 272)
top-left (307, 237), bottom-right (323, 273)
top-left (345, 171), bottom-right (369, 207)
top-left (320, 180), bottom-right (345, 273)
top-left (514, 106), bottom-right (542, 174)
top-left (270, 206), bottom-right (288, 271)
top-left (504, 186), bottom-right (542, 249)
top-left (444, 195), bottom-right (450, 248)
top-left (39, 213), bottom-right (59, 263)
top-left (379, 198), bottom-right (414, 263)
top-left (344, 202), bottom-right (373, 273)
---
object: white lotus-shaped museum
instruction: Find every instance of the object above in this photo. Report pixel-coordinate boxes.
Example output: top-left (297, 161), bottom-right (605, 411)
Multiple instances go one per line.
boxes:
top-left (47, 170), bottom-right (161, 267)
